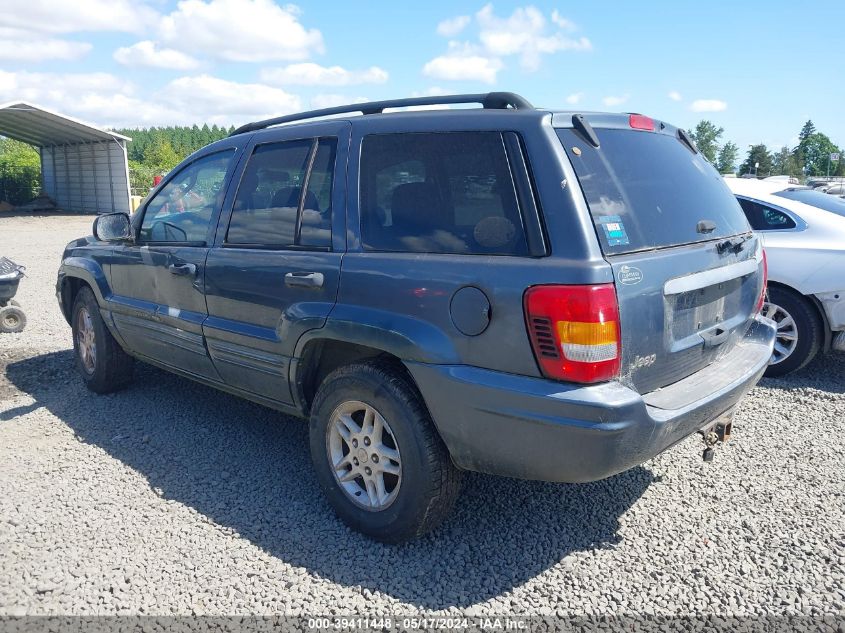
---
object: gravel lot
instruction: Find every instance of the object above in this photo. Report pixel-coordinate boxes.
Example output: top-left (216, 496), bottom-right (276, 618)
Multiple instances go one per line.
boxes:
top-left (0, 213), bottom-right (843, 619)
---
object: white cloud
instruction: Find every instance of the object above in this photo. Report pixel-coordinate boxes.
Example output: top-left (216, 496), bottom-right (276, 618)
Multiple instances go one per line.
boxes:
top-left (437, 15), bottom-right (471, 37)
top-left (260, 63), bottom-right (388, 86)
top-left (310, 94), bottom-right (369, 109)
top-left (0, 28), bottom-right (91, 62)
top-left (422, 43), bottom-right (503, 84)
top-left (550, 10), bottom-right (576, 30)
top-left (602, 94), bottom-right (629, 107)
top-left (476, 4), bottom-right (591, 71)
top-left (690, 99), bottom-right (727, 112)
top-left (0, 0), bottom-right (157, 34)
top-left (0, 70), bottom-right (302, 128)
top-left (565, 92), bottom-right (584, 105)
top-left (114, 41), bottom-right (200, 70)
top-left (158, 75), bottom-right (301, 123)
top-left (668, 90), bottom-right (682, 102)
top-left (158, 0), bottom-right (324, 63)
top-left (425, 5), bottom-right (590, 81)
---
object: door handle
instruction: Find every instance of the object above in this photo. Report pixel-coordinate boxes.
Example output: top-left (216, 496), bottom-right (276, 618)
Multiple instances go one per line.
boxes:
top-left (168, 263), bottom-right (197, 277)
top-left (285, 271), bottom-right (324, 288)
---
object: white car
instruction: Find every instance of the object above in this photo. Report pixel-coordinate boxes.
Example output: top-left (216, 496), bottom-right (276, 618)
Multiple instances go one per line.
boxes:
top-left (725, 178), bottom-right (845, 375)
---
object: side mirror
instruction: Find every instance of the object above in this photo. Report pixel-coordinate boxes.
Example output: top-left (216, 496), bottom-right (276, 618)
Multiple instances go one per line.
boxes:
top-left (93, 212), bottom-right (133, 242)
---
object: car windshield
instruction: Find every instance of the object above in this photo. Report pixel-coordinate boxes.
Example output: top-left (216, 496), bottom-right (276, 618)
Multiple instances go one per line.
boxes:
top-left (774, 189), bottom-right (845, 217)
top-left (557, 128), bottom-right (750, 254)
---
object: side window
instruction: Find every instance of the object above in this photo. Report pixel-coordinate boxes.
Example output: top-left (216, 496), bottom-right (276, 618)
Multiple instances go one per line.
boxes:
top-left (359, 132), bottom-right (529, 255)
top-left (737, 198), bottom-right (797, 231)
top-left (140, 150), bottom-right (234, 243)
top-left (226, 138), bottom-right (336, 249)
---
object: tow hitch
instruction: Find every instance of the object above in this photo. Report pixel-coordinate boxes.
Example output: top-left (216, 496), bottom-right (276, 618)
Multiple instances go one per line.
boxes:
top-left (700, 410), bottom-right (733, 462)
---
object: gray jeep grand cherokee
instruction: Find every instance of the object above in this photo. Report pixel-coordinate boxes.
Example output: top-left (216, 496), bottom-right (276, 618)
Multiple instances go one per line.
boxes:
top-left (57, 93), bottom-right (776, 542)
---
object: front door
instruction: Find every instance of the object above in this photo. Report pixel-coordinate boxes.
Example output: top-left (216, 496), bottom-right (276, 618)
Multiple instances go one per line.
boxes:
top-left (203, 121), bottom-right (349, 404)
top-left (109, 148), bottom-right (239, 380)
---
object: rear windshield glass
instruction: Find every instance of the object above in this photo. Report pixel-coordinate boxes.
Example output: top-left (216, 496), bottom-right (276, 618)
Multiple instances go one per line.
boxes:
top-left (557, 128), bottom-right (749, 254)
top-left (774, 189), bottom-right (845, 217)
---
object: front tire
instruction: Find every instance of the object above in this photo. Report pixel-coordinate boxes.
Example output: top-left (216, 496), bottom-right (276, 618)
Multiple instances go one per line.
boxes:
top-left (762, 286), bottom-right (823, 377)
top-left (309, 360), bottom-right (462, 543)
top-left (71, 286), bottom-right (134, 393)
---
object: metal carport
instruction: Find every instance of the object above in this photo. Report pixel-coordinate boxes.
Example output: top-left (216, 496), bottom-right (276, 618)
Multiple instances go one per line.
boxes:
top-left (0, 102), bottom-right (132, 214)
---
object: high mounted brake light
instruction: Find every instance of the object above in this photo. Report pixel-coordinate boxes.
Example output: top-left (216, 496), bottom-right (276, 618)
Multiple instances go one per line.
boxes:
top-left (524, 284), bottom-right (621, 384)
top-left (629, 114), bottom-right (655, 131)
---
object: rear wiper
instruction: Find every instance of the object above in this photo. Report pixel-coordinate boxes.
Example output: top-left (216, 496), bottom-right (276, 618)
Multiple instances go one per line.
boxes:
top-left (716, 234), bottom-right (752, 255)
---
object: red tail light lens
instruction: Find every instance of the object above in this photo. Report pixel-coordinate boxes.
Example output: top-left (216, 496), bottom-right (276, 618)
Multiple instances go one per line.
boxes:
top-left (524, 284), bottom-right (621, 384)
top-left (755, 250), bottom-right (768, 313)
top-left (629, 114), bottom-right (655, 131)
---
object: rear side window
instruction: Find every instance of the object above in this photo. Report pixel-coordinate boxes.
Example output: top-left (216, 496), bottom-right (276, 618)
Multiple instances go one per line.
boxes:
top-left (737, 198), bottom-right (797, 230)
top-left (227, 137), bottom-right (336, 249)
top-left (558, 128), bottom-right (750, 254)
top-left (359, 132), bottom-right (529, 255)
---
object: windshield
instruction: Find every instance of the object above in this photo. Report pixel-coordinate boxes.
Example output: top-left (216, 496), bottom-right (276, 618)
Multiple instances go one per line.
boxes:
top-left (558, 128), bottom-right (750, 254)
top-left (774, 189), bottom-right (845, 217)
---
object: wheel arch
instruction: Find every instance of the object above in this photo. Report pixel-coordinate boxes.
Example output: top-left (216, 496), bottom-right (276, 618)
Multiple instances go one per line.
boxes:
top-left (59, 258), bottom-right (111, 324)
top-left (292, 336), bottom-right (426, 418)
top-left (767, 280), bottom-right (831, 351)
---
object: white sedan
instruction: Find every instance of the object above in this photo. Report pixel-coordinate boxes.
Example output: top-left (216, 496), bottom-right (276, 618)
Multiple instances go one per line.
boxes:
top-left (725, 178), bottom-right (845, 376)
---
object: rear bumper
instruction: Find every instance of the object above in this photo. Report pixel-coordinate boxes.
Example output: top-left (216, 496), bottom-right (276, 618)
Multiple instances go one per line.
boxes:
top-left (406, 315), bottom-right (776, 483)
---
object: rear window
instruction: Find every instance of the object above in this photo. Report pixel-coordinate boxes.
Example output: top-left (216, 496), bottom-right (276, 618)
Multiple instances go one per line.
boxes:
top-left (774, 189), bottom-right (845, 217)
top-left (359, 132), bottom-right (529, 255)
top-left (558, 128), bottom-right (749, 254)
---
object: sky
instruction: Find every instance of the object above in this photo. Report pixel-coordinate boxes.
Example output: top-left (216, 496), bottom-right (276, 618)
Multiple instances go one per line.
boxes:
top-left (1, 0), bottom-right (843, 155)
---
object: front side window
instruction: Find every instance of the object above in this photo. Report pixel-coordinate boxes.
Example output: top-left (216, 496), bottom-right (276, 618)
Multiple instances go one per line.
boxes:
top-left (140, 150), bottom-right (235, 243)
top-left (737, 198), bottom-right (797, 231)
top-left (359, 132), bottom-right (529, 255)
top-left (227, 138), bottom-right (336, 248)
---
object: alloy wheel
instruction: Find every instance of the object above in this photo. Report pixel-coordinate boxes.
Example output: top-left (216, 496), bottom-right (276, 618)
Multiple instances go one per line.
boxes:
top-left (762, 301), bottom-right (798, 365)
top-left (76, 307), bottom-right (97, 374)
top-left (326, 400), bottom-right (402, 511)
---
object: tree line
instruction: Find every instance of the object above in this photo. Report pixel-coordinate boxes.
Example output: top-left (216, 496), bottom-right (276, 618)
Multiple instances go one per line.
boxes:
top-left (688, 119), bottom-right (844, 178)
top-left (112, 124), bottom-right (234, 193)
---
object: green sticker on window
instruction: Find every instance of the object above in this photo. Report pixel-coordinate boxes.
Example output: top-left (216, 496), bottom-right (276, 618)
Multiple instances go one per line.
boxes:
top-left (596, 215), bottom-right (630, 247)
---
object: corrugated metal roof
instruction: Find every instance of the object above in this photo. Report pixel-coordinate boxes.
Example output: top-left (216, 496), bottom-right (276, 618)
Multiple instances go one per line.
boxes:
top-left (0, 102), bottom-right (131, 147)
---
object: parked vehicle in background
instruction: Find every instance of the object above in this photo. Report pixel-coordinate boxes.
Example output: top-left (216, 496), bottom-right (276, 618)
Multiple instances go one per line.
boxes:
top-left (725, 178), bottom-right (845, 376)
top-left (823, 183), bottom-right (845, 196)
top-left (56, 93), bottom-right (774, 542)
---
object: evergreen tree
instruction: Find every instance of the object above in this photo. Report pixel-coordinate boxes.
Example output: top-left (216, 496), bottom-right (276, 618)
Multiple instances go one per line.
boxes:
top-left (688, 120), bottom-right (723, 164)
top-left (716, 142), bottom-right (739, 174)
top-left (798, 120), bottom-right (816, 142)
top-left (739, 144), bottom-right (774, 178)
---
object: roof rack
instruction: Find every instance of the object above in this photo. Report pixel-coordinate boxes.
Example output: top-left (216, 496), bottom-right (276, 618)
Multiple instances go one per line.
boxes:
top-left (230, 92), bottom-right (533, 136)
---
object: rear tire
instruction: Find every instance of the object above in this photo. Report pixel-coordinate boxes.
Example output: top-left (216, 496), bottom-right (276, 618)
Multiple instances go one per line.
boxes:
top-left (0, 305), bottom-right (26, 333)
top-left (762, 286), bottom-right (823, 377)
top-left (71, 286), bottom-right (134, 393)
top-left (309, 360), bottom-right (462, 543)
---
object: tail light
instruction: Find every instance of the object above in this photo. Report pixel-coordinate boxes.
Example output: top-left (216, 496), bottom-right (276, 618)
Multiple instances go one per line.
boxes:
top-left (524, 284), bottom-right (621, 384)
top-left (755, 249), bottom-right (768, 313)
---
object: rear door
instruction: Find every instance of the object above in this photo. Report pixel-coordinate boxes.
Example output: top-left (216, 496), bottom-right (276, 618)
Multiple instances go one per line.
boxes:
top-left (556, 120), bottom-right (764, 393)
top-left (202, 121), bottom-right (349, 404)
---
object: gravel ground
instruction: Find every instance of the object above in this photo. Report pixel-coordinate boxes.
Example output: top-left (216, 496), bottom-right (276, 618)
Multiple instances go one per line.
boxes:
top-left (0, 213), bottom-right (843, 619)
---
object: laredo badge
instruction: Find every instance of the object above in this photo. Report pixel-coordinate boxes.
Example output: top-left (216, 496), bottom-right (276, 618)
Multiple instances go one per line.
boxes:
top-left (618, 265), bottom-right (643, 285)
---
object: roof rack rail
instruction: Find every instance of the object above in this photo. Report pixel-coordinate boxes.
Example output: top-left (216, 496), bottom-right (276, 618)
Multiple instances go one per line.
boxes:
top-left (230, 92), bottom-right (533, 136)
